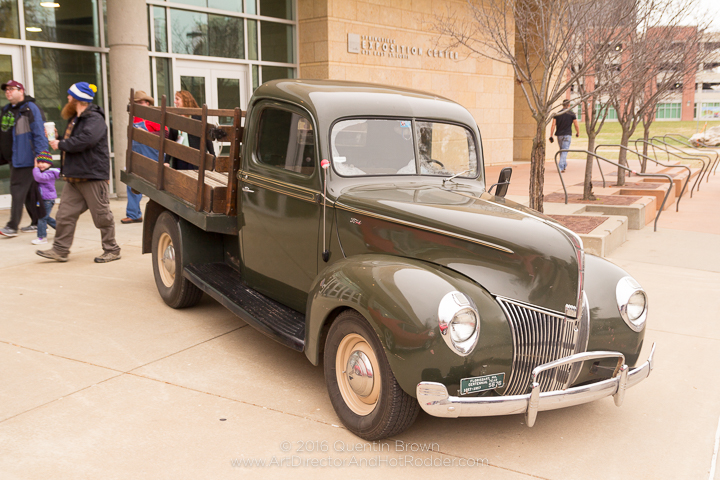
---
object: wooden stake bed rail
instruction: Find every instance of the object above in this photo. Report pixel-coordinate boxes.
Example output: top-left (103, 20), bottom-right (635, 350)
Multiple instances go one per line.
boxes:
top-left (124, 88), bottom-right (244, 216)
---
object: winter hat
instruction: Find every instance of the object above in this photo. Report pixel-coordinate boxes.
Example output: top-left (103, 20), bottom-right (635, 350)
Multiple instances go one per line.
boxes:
top-left (68, 82), bottom-right (97, 102)
top-left (36, 151), bottom-right (53, 164)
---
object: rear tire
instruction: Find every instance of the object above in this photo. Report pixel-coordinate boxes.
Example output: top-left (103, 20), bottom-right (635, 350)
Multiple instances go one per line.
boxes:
top-left (151, 211), bottom-right (203, 308)
top-left (324, 310), bottom-right (419, 440)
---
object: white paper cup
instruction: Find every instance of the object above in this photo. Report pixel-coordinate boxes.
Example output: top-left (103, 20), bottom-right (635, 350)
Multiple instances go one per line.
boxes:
top-left (44, 122), bottom-right (56, 141)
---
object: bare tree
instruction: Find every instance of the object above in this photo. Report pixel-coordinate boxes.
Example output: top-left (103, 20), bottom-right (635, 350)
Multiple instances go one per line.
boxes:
top-left (604, 1), bottom-right (709, 185)
top-left (435, 0), bottom-right (637, 212)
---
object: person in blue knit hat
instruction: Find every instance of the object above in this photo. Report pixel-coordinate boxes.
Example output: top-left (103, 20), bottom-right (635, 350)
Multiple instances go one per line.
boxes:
top-left (36, 82), bottom-right (121, 263)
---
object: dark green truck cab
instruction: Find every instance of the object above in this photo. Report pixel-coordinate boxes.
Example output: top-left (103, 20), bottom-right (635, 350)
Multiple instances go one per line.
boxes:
top-left (122, 79), bottom-right (654, 440)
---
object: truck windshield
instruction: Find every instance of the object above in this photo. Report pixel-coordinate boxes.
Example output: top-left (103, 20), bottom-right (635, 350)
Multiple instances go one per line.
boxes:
top-left (330, 118), bottom-right (479, 178)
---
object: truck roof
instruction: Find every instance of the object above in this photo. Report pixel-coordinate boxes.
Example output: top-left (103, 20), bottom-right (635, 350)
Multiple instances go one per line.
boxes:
top-left (251, 79), bottom-right (479, 129)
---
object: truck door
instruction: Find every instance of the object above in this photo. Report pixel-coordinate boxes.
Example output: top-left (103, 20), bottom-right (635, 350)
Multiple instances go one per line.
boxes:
top-left (240, 101), bottom-right (320, 312)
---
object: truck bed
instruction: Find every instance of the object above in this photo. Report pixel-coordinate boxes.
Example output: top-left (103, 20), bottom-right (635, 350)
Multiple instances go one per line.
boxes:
top-left (121, 89), bottom-right (244, 234)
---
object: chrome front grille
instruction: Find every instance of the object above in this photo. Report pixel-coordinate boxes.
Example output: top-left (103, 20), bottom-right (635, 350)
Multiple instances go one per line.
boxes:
top-left (498, 296), bottom-right (589, 396)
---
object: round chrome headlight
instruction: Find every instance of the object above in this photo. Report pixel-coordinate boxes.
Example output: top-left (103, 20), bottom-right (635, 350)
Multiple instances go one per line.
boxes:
top-left (616, 277), bottom-right (647, 332)
top-left (438, 292), bottom-right (480, 356)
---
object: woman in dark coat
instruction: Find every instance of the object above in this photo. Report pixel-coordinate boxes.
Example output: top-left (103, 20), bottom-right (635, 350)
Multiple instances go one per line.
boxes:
top-left (168, 90), bottom-right (215, 170)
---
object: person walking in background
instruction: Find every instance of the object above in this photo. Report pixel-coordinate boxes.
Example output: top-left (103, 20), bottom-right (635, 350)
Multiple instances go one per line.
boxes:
top-left (168, 90), bottom-right (214, 170)
top-left (0, 80), bottom-right (49, 237)
top-left (31, 151), bottom-right (59, 245)
top-left (550, 99), bottom-right (580, 173)
top-left (36, 82), bottom-right (121, 263)
top-left (122, 90), bottom-right (161, 224)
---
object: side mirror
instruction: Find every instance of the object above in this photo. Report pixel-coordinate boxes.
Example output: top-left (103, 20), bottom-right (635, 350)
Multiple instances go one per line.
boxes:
top-left (489, 167), bottom-right (512, 197)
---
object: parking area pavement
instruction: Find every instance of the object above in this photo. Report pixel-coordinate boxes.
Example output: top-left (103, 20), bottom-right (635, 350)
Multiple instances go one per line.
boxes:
top-left (1, 171), bottom-right (719, 479)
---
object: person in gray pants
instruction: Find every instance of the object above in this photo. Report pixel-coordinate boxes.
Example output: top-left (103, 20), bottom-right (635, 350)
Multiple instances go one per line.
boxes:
top-left (36, 82), bottom-right (120, 263)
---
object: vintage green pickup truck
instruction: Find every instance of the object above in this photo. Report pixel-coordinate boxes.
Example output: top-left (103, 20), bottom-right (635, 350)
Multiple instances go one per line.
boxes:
top-left (122, 79), bottom-right (655, 440)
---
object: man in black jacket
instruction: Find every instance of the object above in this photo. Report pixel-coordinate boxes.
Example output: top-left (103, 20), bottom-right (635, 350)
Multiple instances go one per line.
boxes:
top-left (36, 82), bottom-right (121, 263)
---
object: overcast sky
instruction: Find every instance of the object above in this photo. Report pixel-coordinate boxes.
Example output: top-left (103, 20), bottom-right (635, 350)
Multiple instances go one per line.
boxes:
top-left (696, 0), bottom-right (720, 31)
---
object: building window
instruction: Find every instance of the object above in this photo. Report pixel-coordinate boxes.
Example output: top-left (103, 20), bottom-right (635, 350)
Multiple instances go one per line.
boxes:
top-left (173, 0), bottom-right (243, 13)
top-left (262, 66), bottom-right (294, 83)
top-left (655, 103), bottom-right (681, 120)
top-left (156, 58), bottom-right (173, 104)
top-left (700, 102), bottom-right (720, 119)
top-left (597, 104), bottom-right (617, 120)
top-left (260, 0), bottom-right (294, 20)
top-left (171, 9), bottom-right (245, 59)
top-left (24, 0), bottom-right (100, 47)
top-left (31, 47), bottom-right (103, 125)
top-left (153, 6), bottom-right (168, 53)
top-left (0, 0), bottom-right (20, 39)
top-left (260, 21), bottom-right (294, 63)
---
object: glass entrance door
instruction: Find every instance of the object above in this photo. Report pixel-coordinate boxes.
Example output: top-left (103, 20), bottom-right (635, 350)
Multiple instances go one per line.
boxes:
top-left (0, 45), bottom-right (24, 209)
top-left (174, 61), bottom-right (249, 155)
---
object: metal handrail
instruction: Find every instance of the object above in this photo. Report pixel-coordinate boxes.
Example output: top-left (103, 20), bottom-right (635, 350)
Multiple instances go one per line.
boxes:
top-left (554, 149), bottom-right (673, 232)
top-left (594, 144), bottom-right (690, 211)
top-left (661, 134), bottom-right (720, 178)
top-left (650, 137), bottom-right (712, 188)
top-left (634, 139), bottom-right (706, 196)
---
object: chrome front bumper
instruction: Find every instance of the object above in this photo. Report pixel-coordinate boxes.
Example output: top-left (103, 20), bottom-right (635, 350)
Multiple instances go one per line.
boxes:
top-left (416, 343), bottom-right (655, 427)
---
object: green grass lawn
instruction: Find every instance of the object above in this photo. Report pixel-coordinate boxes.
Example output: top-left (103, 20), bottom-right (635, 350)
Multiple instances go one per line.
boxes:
top-left (566, 120), bottom-right (720, 160)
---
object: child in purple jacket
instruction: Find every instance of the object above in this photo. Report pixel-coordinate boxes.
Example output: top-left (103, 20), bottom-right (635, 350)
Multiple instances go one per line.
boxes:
top-left (31, 152), bottom-right (60, 245)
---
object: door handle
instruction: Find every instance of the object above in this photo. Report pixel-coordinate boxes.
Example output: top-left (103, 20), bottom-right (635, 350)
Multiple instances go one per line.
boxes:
top-left (242, 186), bottom-right (254, 193)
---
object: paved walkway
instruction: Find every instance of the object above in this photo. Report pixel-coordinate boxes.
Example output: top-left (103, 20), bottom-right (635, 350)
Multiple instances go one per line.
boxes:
top-left (1, 166), bottom-right (719, 478)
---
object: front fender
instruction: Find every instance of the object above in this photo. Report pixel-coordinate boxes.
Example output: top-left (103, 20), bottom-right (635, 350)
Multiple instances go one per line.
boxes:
top-left (305, 254), bottom-right (512, 398)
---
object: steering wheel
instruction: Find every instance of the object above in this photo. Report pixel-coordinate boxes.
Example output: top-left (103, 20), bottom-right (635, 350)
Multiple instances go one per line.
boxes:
top-left (427, 159), bottom-right (445, 169)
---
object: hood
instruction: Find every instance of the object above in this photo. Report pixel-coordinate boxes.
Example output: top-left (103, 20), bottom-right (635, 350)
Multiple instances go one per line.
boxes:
top-left (80, 104), bottom-right (105, 119)
top-left (334, 181), bottom-right (583, 316)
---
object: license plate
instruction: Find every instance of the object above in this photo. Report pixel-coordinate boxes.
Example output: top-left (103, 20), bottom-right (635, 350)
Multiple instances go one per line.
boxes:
top-left (460, 373), bottom-right (505, 395)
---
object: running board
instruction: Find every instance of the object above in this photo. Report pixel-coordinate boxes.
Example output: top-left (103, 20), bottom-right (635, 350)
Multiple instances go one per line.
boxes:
top-left (184, 263), bottom-right (305, 351)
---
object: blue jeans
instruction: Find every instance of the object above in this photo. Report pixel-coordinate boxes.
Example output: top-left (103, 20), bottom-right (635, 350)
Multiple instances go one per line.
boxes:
top-left (37, 199), bottom-right (56, 238)
top-left (557, 135), bottom-right (572, 171)
top-left (126, 185), bottom-right (143, 220)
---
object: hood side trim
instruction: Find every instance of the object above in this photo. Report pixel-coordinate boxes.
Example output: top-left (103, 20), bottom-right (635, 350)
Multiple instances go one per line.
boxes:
top-left (335, 202), bottom-right (514, 254)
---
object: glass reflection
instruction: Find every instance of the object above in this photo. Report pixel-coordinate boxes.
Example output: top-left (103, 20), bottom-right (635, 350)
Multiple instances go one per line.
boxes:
top-left (262, 66), bottom-right (294, 83)
top-left (171, 9), bottom-right (244, 59)
top-left (180, 76), bottom-right (205, 107)
top-left (260, 22), bottom-right (294, 63)
top-left (24, 0), bottom-right (100, 47)
top-left (154, 6), bottom-right (167, 53)
top-left (0, 0), bottom-right (20, 39)
top-left (31, 47), bottom-right (103, 125)
top-left (260, 0), bottom-right (293, 20)
top-left (156, 58), bottom-right (173, 105)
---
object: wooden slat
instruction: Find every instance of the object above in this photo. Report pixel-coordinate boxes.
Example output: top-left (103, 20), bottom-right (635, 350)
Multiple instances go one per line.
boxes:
top-left (125, 89), bottom-right (135, 174)
top-left (133, 104), bottom-right (162, 124)
top-left (164, 140), bottom-right (215, 170)
top-left (132, 127), bottom-right (162, 151)
top-left (163, 166), bottom-right (200, 207)
top-left (211, 186), bottom-right (228, 213)
top-left (165, 108), bottom-right (240, 117)
top-left (214, 156), bottom-right (231, 173)
top-left (226, 107), bottom-right (243, 216)
top-left (195, 104), bottom-right (209, 212)
top-left (165, 111), bottom-right (203, 137)
top-left (130, 152), bottom-right (158, 185)
top-left (206, 171), bottom-right (229, 185)
top-left (155, 96), bottom-right (168, 190)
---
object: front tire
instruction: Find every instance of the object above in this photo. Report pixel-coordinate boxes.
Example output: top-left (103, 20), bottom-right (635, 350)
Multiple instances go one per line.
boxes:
top-left (324, 310), bottom-right (419, 440)
top-left (151, 211), bottom-right (203, 308)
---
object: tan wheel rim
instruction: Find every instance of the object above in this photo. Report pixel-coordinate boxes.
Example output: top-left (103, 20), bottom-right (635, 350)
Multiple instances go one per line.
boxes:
top-left (157, 232), bottom-right (175, 288)
top-left (336, 333), bottom-right (381, 416)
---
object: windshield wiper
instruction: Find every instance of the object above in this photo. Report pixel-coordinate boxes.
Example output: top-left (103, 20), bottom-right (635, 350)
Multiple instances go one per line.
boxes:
top-left (442, 169), bottom-right (470, 186)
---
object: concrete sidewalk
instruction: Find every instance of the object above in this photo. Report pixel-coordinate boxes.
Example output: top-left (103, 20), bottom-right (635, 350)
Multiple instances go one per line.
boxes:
top-left (1, 175), bottom-right (719, 479)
